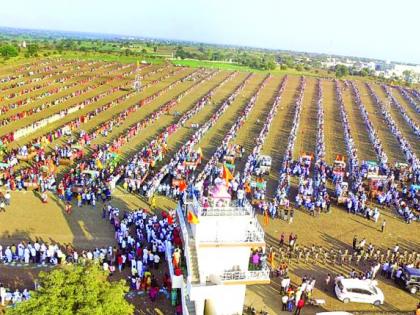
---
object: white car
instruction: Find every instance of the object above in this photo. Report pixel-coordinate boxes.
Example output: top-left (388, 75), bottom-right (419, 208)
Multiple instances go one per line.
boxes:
top-left (335, 278), bottom-right (384, 305)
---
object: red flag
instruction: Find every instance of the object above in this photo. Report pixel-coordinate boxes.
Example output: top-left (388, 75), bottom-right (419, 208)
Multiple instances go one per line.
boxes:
top-left (179, 180), bottom-right (187, 192)
top-left (168, 215), bottom-right (174, 225)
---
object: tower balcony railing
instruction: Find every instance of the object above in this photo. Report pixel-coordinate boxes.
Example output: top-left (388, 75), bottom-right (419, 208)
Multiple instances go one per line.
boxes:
top-left (198, 199), bottom-right (255, 217)
top-left (213, 267), bottom-right (270, 285)
top-left (198, 219), bottom-right (265, 244)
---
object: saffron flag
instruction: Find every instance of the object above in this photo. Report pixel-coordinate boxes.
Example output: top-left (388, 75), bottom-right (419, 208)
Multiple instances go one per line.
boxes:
top-left (96, 159), bottom-right (103, 170)
top-left (222, 164), bottom-right (234, 184)
top-left (264, 210), bottom-right (269, 226)
top-left (187, 210), bottom-right (199, 224)
top-left (179, 180), bottom-right (187, 192)
top-left (151, 196), bottom-right (156, 209)
top-left (197, 147), bottom-right (203, 158)
top-left (270, 252), bottom-right (276, 269)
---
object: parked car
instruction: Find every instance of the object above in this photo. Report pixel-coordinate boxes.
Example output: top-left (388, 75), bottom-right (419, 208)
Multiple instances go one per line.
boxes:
top-left (335, 278), bottom-right (384, 305)
top-left (398, 266), bottom-right (420, 294)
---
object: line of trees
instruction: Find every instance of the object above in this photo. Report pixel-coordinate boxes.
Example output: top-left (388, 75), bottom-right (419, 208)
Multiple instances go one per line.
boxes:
top-left (334, 64), bottom-right (375, 78)
top-left (175, 46), bottom-right (276, 70)
top-left (0, 42), bottom-right (39, 59)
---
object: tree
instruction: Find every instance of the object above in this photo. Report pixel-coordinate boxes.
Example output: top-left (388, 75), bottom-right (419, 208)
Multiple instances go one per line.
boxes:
top-left (175, 47), bottom-right (188, 59)
top-left (27, 43), bottom-right (39, 56)
top-left (7, 263), bottom-right (133, 315)
top-left (153, 46), bottom-right (158, 53)
top-left (335, 64), bottom-right (349, 78)
top-left (402, 70), bottom-right (415, 84)
top-left (0, 45), bottom-right (19, 58)
top-left (295, 64), bottom-right (304, 72)
top-left (360, 68), bottom-right (370, 77)
top-left (280, 55), bottom-right (295, 68)
top-left (266, 60), bottom-right (276, 70)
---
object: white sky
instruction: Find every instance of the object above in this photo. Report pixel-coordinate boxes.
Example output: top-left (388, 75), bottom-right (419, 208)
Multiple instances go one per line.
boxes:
top-left (1, 0), bottom-right (419, 63)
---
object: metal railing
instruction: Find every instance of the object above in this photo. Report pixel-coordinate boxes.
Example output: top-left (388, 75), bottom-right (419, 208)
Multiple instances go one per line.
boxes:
top-left (165, 241), bottom-right (175, 278)
top-left (176, 204), bottom-right (190, 244)
top-left (219, 268), bottom-right (270, 282)
top-left (181, 281), bottom-right (191, 315)
top-left (200, 228), bottom-right (265, 243)
top-left (193, 195), bottom-right (255, 217)
top-left (244, 229), bottom-right (265, 243)
top-left (199, 201), bottom-right (254, 217)
top-left (176, 204), bottom-right (202, 284)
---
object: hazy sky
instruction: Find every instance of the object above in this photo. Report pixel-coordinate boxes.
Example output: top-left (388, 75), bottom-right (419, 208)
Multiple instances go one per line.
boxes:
top-left (1, 0), bottom-right (419, 64)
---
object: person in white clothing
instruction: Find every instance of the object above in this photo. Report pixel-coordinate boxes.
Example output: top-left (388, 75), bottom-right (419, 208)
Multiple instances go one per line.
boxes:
top-left (24, 248), bottom-right (30, 264)
top-left (0, 283), bottom-right (6, 306)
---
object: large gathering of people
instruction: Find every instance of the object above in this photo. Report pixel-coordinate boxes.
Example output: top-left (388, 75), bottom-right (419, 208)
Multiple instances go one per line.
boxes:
top-left (195, 74), bottom-right (272, 184)
top-left (396, 86), bottom-right (419, 113)
top-left (366, 82), bottom-right (419, 171)
top-left (383, 84), bottom-right (420, 137)
top-left (335, 80), bottom-right (360, 185)
top-left (0, 61), bottom-right (119, 109)
top-left (0, 201), bottom-right (180, 307)
top-left (0, 67), bottom-right (199, 195)
top-left (0, 59), bottom-right (79, 87)
top-left (148, 73), bottom-right (253, 197)
top-left (0, 59), bottom-right (419, 314)
top-left (1, 71), bottom-right (133, 143)
top-left (350, 81), bottom-right (389, 170)
top-left (242, 77), bottom-right (288, 189)
top-left (276, 77), bottom-right (306, 209)
top-left (0, 63), bottom-right (130, 128)
top-left (125, 71), bottom-right (237, 197)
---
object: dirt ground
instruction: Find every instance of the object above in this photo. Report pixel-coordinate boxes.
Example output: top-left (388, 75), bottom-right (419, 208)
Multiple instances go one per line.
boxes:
top-left (245, 207), bottom-right (419, 314)
top-left (0, 187), bottom-right (174, 315)
top-left (1, 189), bottom-right (418, 314)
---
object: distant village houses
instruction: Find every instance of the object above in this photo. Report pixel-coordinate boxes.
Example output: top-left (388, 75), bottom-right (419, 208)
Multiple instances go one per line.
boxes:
top-left (322, 57), bottom-right (420, 83)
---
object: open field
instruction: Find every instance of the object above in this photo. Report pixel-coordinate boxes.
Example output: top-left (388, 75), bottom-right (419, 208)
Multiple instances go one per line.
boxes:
top-left (0, 59), bottom-right (419, 315)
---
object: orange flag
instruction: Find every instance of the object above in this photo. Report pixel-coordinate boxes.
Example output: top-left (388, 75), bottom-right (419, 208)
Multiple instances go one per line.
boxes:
top-left (187, 210), bottom-right (199, 224)
top-left (270, 252), bottom-right (276, 269)
top-left (179, 180), bottom-right (187, 192)
top-left (222, 164), bottom-right (234, 184)
top-left (264, 210), bottom-right (269, 226)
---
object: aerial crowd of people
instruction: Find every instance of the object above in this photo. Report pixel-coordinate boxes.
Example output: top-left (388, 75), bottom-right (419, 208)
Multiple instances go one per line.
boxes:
top-left (0, 59), bottom-right (419, 313)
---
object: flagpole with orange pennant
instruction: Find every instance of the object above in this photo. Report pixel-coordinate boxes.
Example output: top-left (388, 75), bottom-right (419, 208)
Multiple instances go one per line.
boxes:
top-left (222, 164), bottom-right (234, 185)
top-left (264, 209), bottom-right (269, 226)
top-left (197, 147), bottom-right (203, 163)
top-left (269, 250), bottom-right (276, 269)
top-left (187, 210), bottom-right (200, 224)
